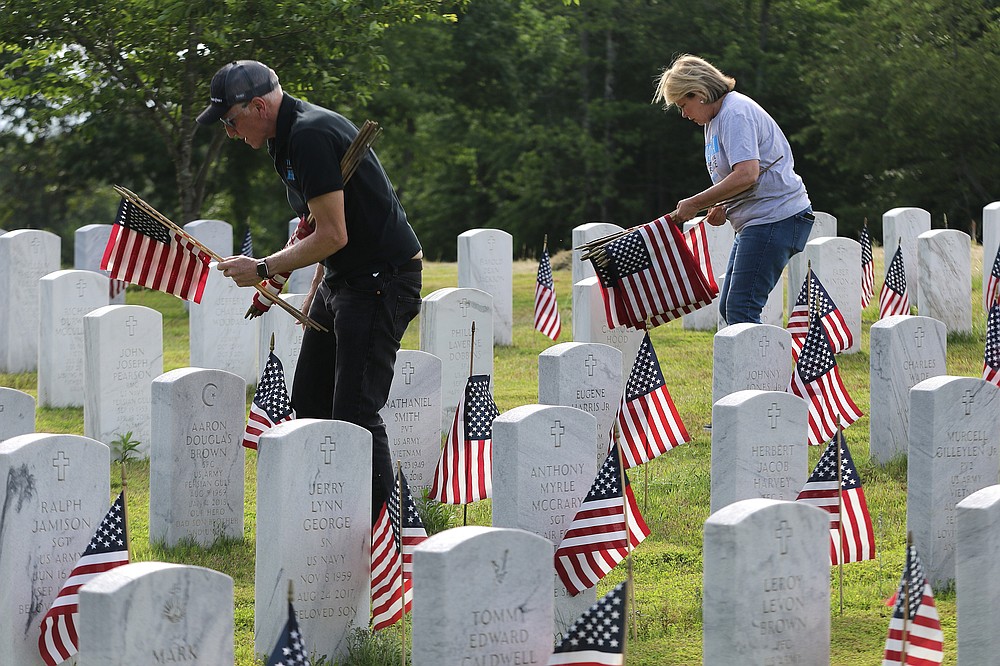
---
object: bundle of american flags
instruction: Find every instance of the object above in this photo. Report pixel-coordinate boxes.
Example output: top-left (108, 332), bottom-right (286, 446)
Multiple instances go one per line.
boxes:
top-left (580, 215), bottom-right (718, 330)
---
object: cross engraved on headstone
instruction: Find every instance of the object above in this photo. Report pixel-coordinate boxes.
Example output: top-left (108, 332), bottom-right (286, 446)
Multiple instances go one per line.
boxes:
top-left (320, 436), bottom-right (336, 464)
top-left (0, 404), bottom-right (4, 413)
top-left (768, 403), bottom-right (780, 429)
top-left (31, 237), bottom-right (41, 253)
top-left (402, 361), bottom-right (415, 385)
top-left (775, 520), bottom-right (792, 555)
top-left (459, 299), bottom-right (470, 318)
top-left (488, 236), bottom-right (496, 252)
top-left (963, 389), bottom-right (974, 416)
top-left (125, 315), bottom-right (138, 336)
top-left (52, 450), bottom-right (70, 481)
top-left (550, 420), bottom-right (565, 448)
top-left (76, 279), bottom-right (87, 297)
top-left (914, 326), bottom-right (924, 348)
top-left (759, 337), bottom-right (769, 358)
top-left (584, 354), bottom-right (597, 377)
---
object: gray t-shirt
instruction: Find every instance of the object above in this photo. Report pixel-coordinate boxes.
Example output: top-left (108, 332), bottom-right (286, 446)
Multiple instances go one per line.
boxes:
top-left (704, 91), bottom-right (810, 232)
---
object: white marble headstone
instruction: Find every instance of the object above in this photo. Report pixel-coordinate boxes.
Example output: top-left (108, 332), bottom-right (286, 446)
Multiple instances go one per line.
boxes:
top-left (183, 219), bottom-right (233, 258)
top-left (149, 368), bottom-right (246, 547)
top-left (917, 229), bottom-right (972, 334)
top-left (804, 236), bottom-right (862, 354)
top-left (572, 277), bottom-right (643, 379)
top-left (538, 342), bottom-right (622, 467)
top-left (0, 229), bottom-right (61, 373)
top-left (869, 315), bottom-right (947, 464)
top-left (255, 419), bottom-right (372, 663)
top-left (883, 207), bottom-right (931, 308)
top-left (412, 526), bottom-right (554, 666)
top-left (956, 484), bottom-right (1000, 664)
top-left (786, 211), bottom-right (836, 314)
top-left (190, 262), bottom-right (258, 383)
top-left (572, 222), bottom-right (624, 287)
top-left (458, 229), bottom-right (513, 346)
top-left (286, 217), bottom-right (317, 294)
top-left (683, 218), bottom-right (734, 331)
top-left (74, 224), bottom-right (124, 304)
top-left (77, 562), bottom-right (234, 666)
top-left (0, 387), bottom-right (35, 441)
top-left (0, 433), bottom-right (110, 666)
top-left (257, 292), bottom-right (307, 384)
top-left (38, 270), bottom-right (110, 408)
top-left (712, 323), bottom-right (793, 405)
top-left (378, 350), bottom-right (443, 496)
top-left (907, 376), bottom-right (1000, 587)
top-left (981, 202), bottom-right (1000, 311)
top-left (492, 404), bottom-right (598, 635)
top-left (703, 498), bottom-right (830, 665)
top-left (419, 287), bottom-right (494, 432)
top-left (83, 304), bottom-right (163, 457)
top-left (710, 391), bottom-right (809, 513)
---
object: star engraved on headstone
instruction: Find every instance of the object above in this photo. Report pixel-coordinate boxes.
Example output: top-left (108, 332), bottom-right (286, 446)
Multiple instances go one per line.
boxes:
top-left (914, 326), bottom-right (924, 348)
top-left (585, 354), bottom-right (597, 377)
top-left (125, 315), bottom-right (138, 336)
top-left (52, 450), bottom-right (70, 481)
top-left (759, 337), bottom-right (770, 357)
top-left (768, 402), bottom-right (780, 429)
top-left (321, 436), bottom-right (336, 464)
top-left (551, 420), bottom-right (565, 448)
top-left (402, 361), bottom-right (415, 385)
top-left (776, 520), bottom-right (792, 555)
top-left (460, 299), bottom-right (470, 317)
top-left (963, 389), bottom-right (974, 416)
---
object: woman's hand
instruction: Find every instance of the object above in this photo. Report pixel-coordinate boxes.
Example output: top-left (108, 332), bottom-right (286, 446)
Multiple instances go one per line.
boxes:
top-left (705, 205), bottom-right (727, 226)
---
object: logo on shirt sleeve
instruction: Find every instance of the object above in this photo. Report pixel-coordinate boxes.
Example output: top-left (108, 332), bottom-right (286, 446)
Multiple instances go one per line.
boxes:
top-left (285, 159), bottom-right (296, 182)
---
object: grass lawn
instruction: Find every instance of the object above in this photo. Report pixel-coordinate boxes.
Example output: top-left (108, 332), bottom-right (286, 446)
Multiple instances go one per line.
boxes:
top-left (2, 243), bottom-right (987, 665)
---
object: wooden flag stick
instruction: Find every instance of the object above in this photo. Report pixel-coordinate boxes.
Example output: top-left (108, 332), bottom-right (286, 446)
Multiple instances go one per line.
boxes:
top-left (270, 333), bottom-right (275, 353)
top-left (806, 260), bottom-right (813, 317)
top-left (120, 457), bottom-right (131, 562)
top-left (288, 579), bottom-right (294, 604)
top-left (397, 462), bottom-right (407, 666)
top-left (113, 185), bottom-right (326, 331)
top-left (464, 321), bottom-right (476, 528)
top-left (614, 425), bottom-right (637, 642)
top-left (837, 426), bottom-right (845, 616)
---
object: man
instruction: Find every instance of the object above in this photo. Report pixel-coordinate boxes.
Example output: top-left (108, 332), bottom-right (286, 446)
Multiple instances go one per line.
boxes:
top-left (200, 60), bottom-right (423, 521)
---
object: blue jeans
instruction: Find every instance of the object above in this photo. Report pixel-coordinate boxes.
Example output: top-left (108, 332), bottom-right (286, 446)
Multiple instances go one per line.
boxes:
top-left (719, 208), bottom-right (814, 325)
top-left (291, 265), bottom-right (423, 522)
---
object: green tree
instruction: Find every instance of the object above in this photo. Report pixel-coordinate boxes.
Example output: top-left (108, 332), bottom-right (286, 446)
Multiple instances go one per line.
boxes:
top-left (0, 0), bottom-right (458, 225)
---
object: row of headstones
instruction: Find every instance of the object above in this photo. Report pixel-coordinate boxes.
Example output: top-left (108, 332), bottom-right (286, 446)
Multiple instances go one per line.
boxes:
top-left (6, 419), bottom-right (1000, 666)
top-left (6, 202), bottom-right (997, 380)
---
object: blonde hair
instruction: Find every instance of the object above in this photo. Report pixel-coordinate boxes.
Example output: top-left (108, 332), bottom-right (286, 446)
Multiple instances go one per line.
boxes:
top-left (653, 54), bottom-right (736, 109)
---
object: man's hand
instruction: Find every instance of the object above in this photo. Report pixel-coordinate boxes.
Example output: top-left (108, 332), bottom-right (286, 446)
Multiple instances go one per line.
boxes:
top-left (217, 255), bottom-right (261, 288)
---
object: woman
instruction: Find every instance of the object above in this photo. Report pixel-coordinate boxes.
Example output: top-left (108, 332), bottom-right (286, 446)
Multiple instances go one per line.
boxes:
top-left (654, 54), bottom-right (814, 325)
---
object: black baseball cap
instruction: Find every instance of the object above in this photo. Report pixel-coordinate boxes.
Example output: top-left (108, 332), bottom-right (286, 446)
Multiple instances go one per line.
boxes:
top-left (196, 60), bottom-right (278, 125)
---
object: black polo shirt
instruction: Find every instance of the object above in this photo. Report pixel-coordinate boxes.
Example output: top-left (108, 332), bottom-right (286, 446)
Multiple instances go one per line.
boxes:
top-left (268, 93), bottom-right (421, 281)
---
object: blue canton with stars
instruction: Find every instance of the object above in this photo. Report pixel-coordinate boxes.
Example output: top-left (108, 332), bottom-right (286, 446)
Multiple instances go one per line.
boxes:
top-left (891, 545), bottom-right (928, 621)
top-left (464, 375), bottom-right (499, 440)
top-left (806, 432), bottom-right (861, 490)
top-left (255, 352), bottom-right (294, 422)
top-left (388, 469), bottom-right (425, 538)
top-left (537, 248), bottom-right (554, 288)
top-left (82, 492), bottom-right (128, 557)
top-left (553, 581), bottom-right (627, 657)
top-left (985, 304), bottom-right (1000, 371)
top-left (796, 316), bottom-right (837, 383)
top-left (794, 273), bottom-right (837, 317)
top-left (585, 445), bottom-right (626, 503)
top-left (267, 602), bottom-right (311, 666)
top-left (884, 247), bottom-right (907, 295)
top-left (116, 198), bottom-right (171, 245)
top-left (606, 231), bottom-right (652, 279)
top-left (624, 334), bottom-right (665, 401)
top-left (860, 226), bottom-right (873, 265)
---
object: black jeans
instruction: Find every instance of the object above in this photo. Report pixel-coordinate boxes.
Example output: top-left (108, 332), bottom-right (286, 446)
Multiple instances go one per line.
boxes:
top-left (291, 266), bottom-right (422, 523)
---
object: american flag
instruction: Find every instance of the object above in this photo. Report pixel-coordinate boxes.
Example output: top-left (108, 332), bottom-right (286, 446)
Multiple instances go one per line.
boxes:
top-left (879, 245), bottom-right (909, 319)
top-left (428, 374), bottom-right (500, 504)
top-left (267, 600), bottom-right (311, 666)
top-left (548, 581), bottom-right (627, 666)
top-left (616, 333), bottom-right (690, 469)
top-left (882, 542), bottom-right (944, 666)
top-left (860, 225), bottom-right (875, 308)
top-left (251, 216), bottom-right (314, 314)
top-left (986, 246), bottom-right (1000, 310)
top-left (554, 444), bottom-right (650, 596)
top-left (534, 245), bottom-right (561, 341)
top-left (984, 302), bottom-right (1000, 387)
top-left (593, 215), bottom-right (717, 330)
top-left (370, 469), bottom-right (428, 630)
top-left (243, 351), bottom-right (295, 450)
top-left (795, 432), bottom-right (875, 565)
top-left (100, 197), bottom-right (211, 303)
top-left (787, 271), bottom-right (853, 361)
top-left (38, 492), bottom-right (130, 666)
top-left (240, 226), bottom-right (254, 257)
top-left (788, 312), bottom-right (863, 446)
